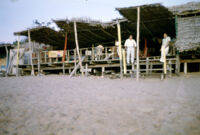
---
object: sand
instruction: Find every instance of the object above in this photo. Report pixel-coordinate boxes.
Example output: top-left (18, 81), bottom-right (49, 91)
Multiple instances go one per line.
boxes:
top-left (0, 74), bottom-right (200, 135)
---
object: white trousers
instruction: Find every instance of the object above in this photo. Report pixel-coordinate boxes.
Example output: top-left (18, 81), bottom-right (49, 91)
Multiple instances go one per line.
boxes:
top-left (160, 46), bottom-right (169, 62)
top-left (127, 47), bottom-right (135, 64)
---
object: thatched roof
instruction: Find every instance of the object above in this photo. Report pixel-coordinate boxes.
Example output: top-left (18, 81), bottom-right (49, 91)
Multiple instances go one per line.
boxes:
top-left (14, 26), bottom-right (65, 49)
top-left (169, 2), bottom-right (200, 15)
top-left (54, 19), bottom-right (117, 48)
top-left (168, 2), bottom-right (200, 52)
top-left (14, 20), bottom-right (117, 49)
top-left (0, 43), bottom-right (13, 48)
top-left (116, 3), bottom-right (175, 38)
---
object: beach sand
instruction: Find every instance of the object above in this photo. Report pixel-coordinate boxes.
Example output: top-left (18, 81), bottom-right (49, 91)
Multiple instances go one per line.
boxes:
top-left (0, 74), bottom-right (200, 135)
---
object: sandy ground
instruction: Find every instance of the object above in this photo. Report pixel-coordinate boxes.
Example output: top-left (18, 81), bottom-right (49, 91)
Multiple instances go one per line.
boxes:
top-left (0, 74), bottom-right (200, 135)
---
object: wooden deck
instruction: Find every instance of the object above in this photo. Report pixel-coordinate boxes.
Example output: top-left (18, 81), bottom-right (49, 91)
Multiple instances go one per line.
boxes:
top-left (18, 46), bottom-right (179, 78)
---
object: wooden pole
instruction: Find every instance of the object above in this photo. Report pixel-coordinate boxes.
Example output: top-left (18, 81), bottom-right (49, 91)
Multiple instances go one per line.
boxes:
top-left (122, 49), bottom-right (127, 74)
top-left (62, 33), bottom-right (68, 74)
top-left (74, 21), bottom-right (84, 76)
top-left (136, 7), bottom-right (140, 81)
top-left (28, 30), bottom-right (35, 76)
top-left (37, 50), bottom-right (41, 76)
top-left (5, 45), bottom-right (8, 77)
top-left (117, 21), bottom-right (123, 79)
top-left (16, 36), bottom-right (20, 77)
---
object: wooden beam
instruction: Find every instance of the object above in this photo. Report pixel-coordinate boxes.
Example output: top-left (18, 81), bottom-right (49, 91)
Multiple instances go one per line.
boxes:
top-left (136, 7), bottom-right (140, 81)
top-left (74, 21), bottom-right (84, 76)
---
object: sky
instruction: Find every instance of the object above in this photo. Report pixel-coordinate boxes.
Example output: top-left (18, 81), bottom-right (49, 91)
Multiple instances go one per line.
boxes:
top-left (0, 0), bottom-right (199, 43)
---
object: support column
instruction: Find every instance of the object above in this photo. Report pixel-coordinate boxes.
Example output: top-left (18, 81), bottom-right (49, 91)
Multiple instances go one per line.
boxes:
top-left (136, 7), bottom-right (140, 81)
top-left (117, 21), bottom-right (123, 79)
top-left (74, 21), bottom-right (84, 76)
top-left (16, 36), bottom-right (20, 77)
top-left (28, 30), bottom-right (35, 76)
top-left (62, 33), bottom-right (67, 75)
top-left (37, 50), bottom-right (41, 76)
top-left (101, 66), bottom-right (105, 77)
top-left (184, 62), bottom-right (187, 74)
top-left (5, 45), bottom-right (8, 77)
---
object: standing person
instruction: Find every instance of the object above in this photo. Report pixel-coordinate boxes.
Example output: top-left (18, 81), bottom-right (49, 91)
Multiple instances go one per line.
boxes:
top-left (160, 33), bottom-right (171, 62)
top-left (124, 35), bottom-right (137, 65)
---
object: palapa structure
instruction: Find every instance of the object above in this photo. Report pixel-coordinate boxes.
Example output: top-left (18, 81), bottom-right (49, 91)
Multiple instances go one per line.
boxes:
top-left (169, 2), bottom-right (200, 53)
top-left (11, 2), bottom-right (200, 77)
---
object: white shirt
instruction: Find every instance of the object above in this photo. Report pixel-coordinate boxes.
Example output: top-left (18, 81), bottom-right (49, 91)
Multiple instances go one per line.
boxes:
top-left (162, 37), bottom-right (171, 48)
top-left (124, 39), bottom-right (137, 48)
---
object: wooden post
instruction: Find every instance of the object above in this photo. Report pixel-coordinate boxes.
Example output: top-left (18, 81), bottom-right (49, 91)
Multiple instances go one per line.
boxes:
top-left (169, 60), bottom-right (172, 77)
top-left (74, 49), bottom-right (77, 75)
top-left (28, 30), bottom-right (35, 76)
top-left (45, 51), bottom-right (47, 63)
top-left (62, 33), bottom-right (67, 75)
top-left (16, 36), bottom-right (20, 76)
top-left (37, 50), bottom-right (41, 76)
top-left (117, 21), bottom-right (123, 79)
top-left (92, 45), bottom-right (95, 60)
top-left (146, 57), bottom-right (149, 75)
top-left (85, 63), bottom-right (88, 76)
top-left (122, 49), bottom-right (127, 74)
top-left (74, 21), bottom-right (84, 76)
top-left (136, 7), bottom-right (140, 81)
top-left (5, 45), bottom-right (8, 77)
top-left (101, 66), bottom-right (105, 77)
top-left (175, 53), bottom-right (180, 74)
top-left (184, 62), bottom-right (187, 74)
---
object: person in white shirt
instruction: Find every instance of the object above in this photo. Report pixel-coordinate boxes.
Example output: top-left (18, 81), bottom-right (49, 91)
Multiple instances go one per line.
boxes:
top-left (160, 33), bottom-right (171, 62)
top-left (124, 35), bottom-right (137, 65)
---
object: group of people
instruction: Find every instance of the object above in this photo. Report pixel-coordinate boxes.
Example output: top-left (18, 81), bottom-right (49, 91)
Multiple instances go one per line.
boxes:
top-left (115, 33), bottom-right (171, 65)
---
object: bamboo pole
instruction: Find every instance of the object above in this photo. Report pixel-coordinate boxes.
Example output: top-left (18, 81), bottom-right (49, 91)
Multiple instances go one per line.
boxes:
top-left (62, 33), bottom-right (67, 74)
top-left (117, 21), bottom-right (123, 79)
top-left (16, 36), bottom-right (20, 77)
top-left (28, 30), bottom-right (35, 76)
top-left (136, 7), bottom-right (140, 81)
top-left (74, 21), bottom-right (84, 76)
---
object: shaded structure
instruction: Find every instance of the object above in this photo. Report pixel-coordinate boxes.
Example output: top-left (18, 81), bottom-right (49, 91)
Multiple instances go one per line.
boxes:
top-left (12, 2), bottom-right (200, 77)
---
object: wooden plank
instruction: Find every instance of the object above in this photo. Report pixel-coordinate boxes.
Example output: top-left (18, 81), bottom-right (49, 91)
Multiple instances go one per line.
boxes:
top-left (70, 56), bottom-right (85, 77)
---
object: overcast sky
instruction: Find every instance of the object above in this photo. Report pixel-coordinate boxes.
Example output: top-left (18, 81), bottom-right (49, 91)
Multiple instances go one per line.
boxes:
top-left (0, 0), bottom-right (199, 43)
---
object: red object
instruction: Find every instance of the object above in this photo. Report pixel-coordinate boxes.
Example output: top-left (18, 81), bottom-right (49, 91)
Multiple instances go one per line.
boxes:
top-left (62, 33), bottom-right (68, 62)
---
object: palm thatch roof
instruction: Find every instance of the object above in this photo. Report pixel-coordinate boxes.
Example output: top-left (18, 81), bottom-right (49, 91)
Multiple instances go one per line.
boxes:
top-left (54, 19), bottom-right (117, 48)
top-left (14, 26), bottom-right (65, 49)
top-left (169, 2), bottom-right (200, 15)
top-left (14, 20), bottom-right (117, 49)
top-left (116, 3), bottom-right (175, 38)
